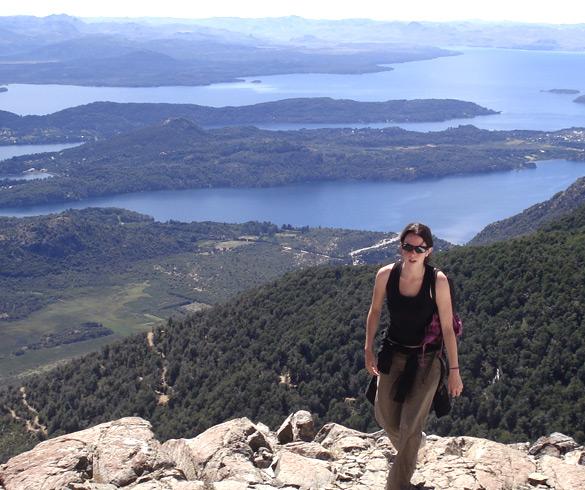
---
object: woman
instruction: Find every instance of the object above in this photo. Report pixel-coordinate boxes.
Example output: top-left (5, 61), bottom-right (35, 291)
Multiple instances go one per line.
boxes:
top-left (364, 223), bottom-right (463, 490)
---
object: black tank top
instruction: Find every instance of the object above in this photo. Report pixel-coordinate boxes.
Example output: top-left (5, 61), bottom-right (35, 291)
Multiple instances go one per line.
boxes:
top-left (384, 261), bottom-right (435, 346)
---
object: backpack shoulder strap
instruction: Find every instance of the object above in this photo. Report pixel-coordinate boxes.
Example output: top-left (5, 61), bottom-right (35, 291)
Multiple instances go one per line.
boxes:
top-left (386, 260), bottom-right (402, 297)
top-left (429, 266), bottom-right (438, 304)
top-left (431, 267), bottom-right (458, 311)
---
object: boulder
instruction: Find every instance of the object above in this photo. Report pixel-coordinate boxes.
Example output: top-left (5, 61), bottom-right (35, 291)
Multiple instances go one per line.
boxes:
top-left (314, 423), bottom-right (379, 458)
top-left (92, 418), bottom-right (162, 486)
top-left (273, 449), bottom-right (334, 489)
top-left (276, 410), bottom-right (315, 444)
top-left (528, 432), bottom-right (580, 458)
top-left (283, 441), bottom-right (333, 460)
top-left (565, 449), bottom-right (585, 465)
top-left (0, 417), bottom-right (161, 490)
top-left (160, 417), bottom-right (269, 484)
top-left (539, 454), bottom-right (585, 490)
top-left (412, 436), bottom-right (537, 490)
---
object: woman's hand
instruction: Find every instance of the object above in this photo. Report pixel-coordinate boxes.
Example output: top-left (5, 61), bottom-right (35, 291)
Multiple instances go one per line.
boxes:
top-left (364, 347), bottom-right (379, 376)
top-left (448, 369), bottom-right (463, 397)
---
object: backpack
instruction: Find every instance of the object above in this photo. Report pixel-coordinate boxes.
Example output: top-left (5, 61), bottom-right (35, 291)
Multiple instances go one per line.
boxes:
top-left (421, 268), bottom-right (463, 355)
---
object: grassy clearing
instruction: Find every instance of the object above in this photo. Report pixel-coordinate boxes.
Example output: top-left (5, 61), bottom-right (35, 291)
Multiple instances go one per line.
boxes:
top-left (214, 240), bottom-right (254, 250)
top-left (0, 336), bottom-right (116, 387)
top-left (0, 282), bottom-right (158, 358)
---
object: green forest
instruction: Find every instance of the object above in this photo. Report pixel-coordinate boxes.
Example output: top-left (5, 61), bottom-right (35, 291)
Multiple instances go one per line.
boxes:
top-left (0, 98), bottom-right (497, 145)
top-left (3, 208), bottom-right (451, 385)
top-left (1, 203), bottom-right (585, 463)
top-left (1, 121), bottom-right (583, 208)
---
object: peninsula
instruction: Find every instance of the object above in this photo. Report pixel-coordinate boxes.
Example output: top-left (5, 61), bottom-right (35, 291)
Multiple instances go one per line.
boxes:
top-left (543, 88), bottom-right (580, 94)
top-left (0, 123), bottom-right (583, 208)
top-left (0, 98), bottom-right (497, 145)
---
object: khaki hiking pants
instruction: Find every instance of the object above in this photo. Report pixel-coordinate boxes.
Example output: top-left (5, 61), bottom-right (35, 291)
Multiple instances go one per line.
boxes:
top-left (375, 351), bottom-right (441, 490)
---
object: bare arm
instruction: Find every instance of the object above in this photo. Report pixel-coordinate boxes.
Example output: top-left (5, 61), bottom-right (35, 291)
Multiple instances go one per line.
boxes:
top-left (364, 265), bottom-right (392, 376)
top-left (435, 272), bottom-right (463, 396)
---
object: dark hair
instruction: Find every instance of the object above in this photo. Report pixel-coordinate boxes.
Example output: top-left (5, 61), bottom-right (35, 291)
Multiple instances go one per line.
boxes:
top-left (399, 222), bottom-right (434, 263)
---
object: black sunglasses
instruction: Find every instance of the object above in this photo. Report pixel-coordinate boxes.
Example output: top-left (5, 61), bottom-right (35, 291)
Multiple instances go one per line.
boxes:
top-left (401, 242), bottom-right (429, 254)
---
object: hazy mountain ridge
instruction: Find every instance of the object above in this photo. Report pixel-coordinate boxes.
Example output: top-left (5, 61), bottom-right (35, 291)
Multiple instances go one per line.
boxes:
top-left (186, 16), bottom-right (585, 50)
top-left (0, 15), bottom-right (454, 87)
top-left (1, 202), bottom-right (585, 463)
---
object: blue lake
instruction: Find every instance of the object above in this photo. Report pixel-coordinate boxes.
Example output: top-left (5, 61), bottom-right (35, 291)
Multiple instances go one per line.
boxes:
top-left (1, 159), bottom-right (583, 244)
top-left (1, 48), bottom-right (584, 242)
top-left (0, 143), bottom-right (81, 162)
top-left (1, 48), bottom-right (584, 131)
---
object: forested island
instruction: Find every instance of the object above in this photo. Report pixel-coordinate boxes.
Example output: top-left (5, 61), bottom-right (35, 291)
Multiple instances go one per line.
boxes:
top-left (575, 95), bottom-right (585, 104)
top-left (0, 87), bottom-right (7, 93)
top-left (0, 122), bottom-right (584, 208)
top-left (543, 88), bottom-right (580, 94)
top-left (0, 98), bottom-right (497, 145)
top-left (2, 201), bottom-right (585, 462)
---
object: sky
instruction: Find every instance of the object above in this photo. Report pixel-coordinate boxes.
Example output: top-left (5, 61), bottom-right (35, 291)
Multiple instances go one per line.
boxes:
top-left (2, 0), bottom-right (585, 24)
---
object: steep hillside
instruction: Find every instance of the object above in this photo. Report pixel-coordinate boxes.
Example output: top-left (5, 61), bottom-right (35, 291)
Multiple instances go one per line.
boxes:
top-left (470, 176), bottom-right (585, 245)
top-left (1, 204), bottom-right (585, 462)
top-left (3, 208), bottom-right (443, 384)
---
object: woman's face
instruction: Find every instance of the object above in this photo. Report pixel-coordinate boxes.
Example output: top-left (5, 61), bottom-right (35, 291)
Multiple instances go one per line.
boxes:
top-left (400, 232), bottom-right (431, 265)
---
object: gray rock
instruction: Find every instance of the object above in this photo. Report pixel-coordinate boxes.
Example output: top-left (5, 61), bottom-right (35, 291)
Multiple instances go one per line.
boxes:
top-left (0, 417), bottom-right (160, 490)
top-left (161, 418), bottom-right (268, 484)
top-left (67, 484), bottom-right (118, 490)
top-left (275, 415), bottom-right (294, 445)
top-left (412, 436), bottom-right (537, 490)
top-left (3, 415), bottom-right (584, 490)
top-left (253, 447), bottom-right (274, 469)
top-left (273, 449), bottom-right (334, 489)
top-left (276, 411), bottom-right (314, 444)
top-left (527, 472), bottom-right (549, 485)
top-left (92, 418), bottom-right (162, 486)
top-left (539, 454), bottom-right (585, 490)
top-left (528, 432), bottom-right (580, 457)
top-left (565, 449), bottom-right (585, 465)
top-left (283, 441), bottom-right (333, 460)
top-left (313, 423), bottom-right (377, 459)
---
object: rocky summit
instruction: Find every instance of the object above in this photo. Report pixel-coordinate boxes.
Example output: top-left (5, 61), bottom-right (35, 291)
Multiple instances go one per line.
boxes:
top-left (1, 413), bottom-right (584, 490)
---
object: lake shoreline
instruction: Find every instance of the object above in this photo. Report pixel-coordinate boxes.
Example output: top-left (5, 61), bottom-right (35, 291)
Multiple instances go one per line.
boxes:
top-left (0, 159), bottom-right (583, 244)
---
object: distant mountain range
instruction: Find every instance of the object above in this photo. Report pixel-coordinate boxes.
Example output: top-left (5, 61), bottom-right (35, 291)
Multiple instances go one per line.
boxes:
top-left (0, 16), bottom-right (454, 87)
top-left (3, 14), bottom-right (584, 88)
top-left (184, 16), bottom-right (585, 51)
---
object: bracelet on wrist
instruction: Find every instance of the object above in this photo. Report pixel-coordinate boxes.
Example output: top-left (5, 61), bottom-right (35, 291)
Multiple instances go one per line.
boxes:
top-left (450, 366), bottom-right (459, 370)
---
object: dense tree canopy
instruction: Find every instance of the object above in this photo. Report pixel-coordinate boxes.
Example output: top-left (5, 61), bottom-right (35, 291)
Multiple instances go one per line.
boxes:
top-left (2, 204), bottom-right (585, 462)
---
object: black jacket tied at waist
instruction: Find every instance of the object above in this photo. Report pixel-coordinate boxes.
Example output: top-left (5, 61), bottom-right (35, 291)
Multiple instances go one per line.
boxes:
top-left (376, 338), bottom-right (440, 403)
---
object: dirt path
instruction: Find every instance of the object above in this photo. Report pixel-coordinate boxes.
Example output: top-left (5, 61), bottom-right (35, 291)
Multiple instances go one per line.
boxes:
top-left (146, 330), bottom-right (170, 405)
top-left (4, 387), bottom-right (48, 436)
